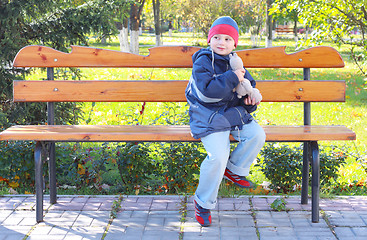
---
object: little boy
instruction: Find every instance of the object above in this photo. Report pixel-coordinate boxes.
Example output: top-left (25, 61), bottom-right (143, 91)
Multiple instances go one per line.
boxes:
top-left (185, 16), bottom-right (266, 227)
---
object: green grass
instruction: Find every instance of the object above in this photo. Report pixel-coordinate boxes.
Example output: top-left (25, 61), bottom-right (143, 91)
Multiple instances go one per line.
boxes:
top-left (23, 32), bottom-right (367, 196)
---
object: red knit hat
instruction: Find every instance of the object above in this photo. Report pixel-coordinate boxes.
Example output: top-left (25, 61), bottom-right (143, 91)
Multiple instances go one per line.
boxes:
top-left (208, 16), bottom-right (239, 47)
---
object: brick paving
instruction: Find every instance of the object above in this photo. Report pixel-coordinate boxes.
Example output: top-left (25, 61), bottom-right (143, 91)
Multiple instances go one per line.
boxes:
top-left (0, 195), bottom-right (366, 239)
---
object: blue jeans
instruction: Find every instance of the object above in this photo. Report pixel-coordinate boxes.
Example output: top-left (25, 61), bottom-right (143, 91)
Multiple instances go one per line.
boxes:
top-left (194, 120), bottom-right (266, 209)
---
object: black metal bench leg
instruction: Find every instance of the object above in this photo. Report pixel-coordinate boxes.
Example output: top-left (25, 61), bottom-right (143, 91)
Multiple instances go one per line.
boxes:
top-left (48, 142), bottom-right (57, 204)
top-left (35, 141), bottom-right (44, 223)
top-left (301, 142), bottom-right (311, 204)
top-left (311, 141), bottom-right (320, 223)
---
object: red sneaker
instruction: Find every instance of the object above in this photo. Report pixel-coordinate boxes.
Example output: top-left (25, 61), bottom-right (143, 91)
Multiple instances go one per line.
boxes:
top-left (224, 168), bottom-right (254, 188)
top-left (194, 200), bottom-right (211, 227)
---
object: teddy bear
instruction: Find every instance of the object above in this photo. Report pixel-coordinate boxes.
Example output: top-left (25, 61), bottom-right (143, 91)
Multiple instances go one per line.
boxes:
top-left (229, 52), bottom-right (262, 103)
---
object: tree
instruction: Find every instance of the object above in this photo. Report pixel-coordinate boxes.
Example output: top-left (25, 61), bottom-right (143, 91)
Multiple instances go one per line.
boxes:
top-left (265, 0), bottom-right (273, 47)
top-left (130, 0), bottom-right (145, 54)
top-left (152, 0), bottom-right (162, 46)
top-left (180, 0), bottom-right (255, 37)
top-left (114, 0), bottom-right (133, 52)
top-left (0, 0), bottom-right (123, 128)
top-left (270, 0), bottom-right (367, 77)
top-left (238, 0), bottom-right (266, 47)
top-left (269, 0), bottom-right (299, 38)
top-left (160, 0), bottom-right (183, 32)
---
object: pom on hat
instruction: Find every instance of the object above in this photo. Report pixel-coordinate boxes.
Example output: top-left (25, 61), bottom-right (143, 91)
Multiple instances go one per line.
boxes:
top-left (208, 16), bottom-right (239, 47)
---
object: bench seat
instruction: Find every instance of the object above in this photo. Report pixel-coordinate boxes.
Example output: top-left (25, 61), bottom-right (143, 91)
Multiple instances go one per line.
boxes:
top-left (0, 125), bottom-right (356, 142)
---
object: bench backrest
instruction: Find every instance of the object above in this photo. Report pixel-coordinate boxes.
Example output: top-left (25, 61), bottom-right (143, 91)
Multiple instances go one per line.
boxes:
top-left (12, 45), bottom-right (345, 104)
top-left (13, 45), bottom-right (344, 68)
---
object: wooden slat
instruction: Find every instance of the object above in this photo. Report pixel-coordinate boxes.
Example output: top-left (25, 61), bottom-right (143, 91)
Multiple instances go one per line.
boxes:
top-left (13, 80), bottom-right (346, 102)
top-left (258, 80), bottom-right (345, 102)
top-left (14, 80), bottom-right (189, 102)
top-left (13, 45), bottom-right (344, 68)
top-left (0, 125), bottom-right (356, 142)
top-left (263, 125), bottom-right (356, 141)
top-left (13, 45), bottom-right (199, 68)
top-left (236, 46), bottom-right (344, 68)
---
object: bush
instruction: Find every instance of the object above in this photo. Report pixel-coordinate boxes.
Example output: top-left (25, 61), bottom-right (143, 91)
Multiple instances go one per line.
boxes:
top-left (0, 141), bottom-right (35, 190)
top-left (1, 140), bottom-right (348, 196)
top-left (57, 143), bottom-right (113, 190)
top-left (257, 143), bottom-right (303, 193)
top-left (158, 142), bottom-right (205, 194)
top-left (257, 143), bottom-right (347, 193)
top-left (54, 141), bottom-right (205, 195)
top-left (116, 142), bottom-right (158, 193)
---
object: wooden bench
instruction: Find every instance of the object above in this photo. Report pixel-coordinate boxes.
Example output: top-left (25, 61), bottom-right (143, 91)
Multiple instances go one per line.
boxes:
top-left (276, 25), bottom-right (294, 34)
top-left (1, 45), bottom-right (356, 223)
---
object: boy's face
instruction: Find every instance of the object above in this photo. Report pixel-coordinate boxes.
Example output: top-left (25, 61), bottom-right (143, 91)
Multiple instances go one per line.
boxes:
top-left (209, 34), bottom-right (236, 56)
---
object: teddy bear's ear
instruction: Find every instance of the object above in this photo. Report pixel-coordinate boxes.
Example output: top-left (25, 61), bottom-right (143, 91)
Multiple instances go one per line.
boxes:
top-left (229, 53), bottom-right (233, 58)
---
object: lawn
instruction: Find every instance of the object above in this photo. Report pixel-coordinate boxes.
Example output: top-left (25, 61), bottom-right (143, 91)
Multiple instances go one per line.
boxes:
top-left (21, 32), bottom-right (367, 196)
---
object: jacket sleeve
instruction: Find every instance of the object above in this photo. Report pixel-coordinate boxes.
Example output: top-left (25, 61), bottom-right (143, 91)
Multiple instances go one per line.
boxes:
top-left (192, 56), bottom-right (239, 101)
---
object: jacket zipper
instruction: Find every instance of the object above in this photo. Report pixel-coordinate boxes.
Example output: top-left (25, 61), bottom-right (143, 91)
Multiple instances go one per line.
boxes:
top-left (208, 110), bottom-right (219, 124)
top-left (234, 107), bottom-right (245, 124)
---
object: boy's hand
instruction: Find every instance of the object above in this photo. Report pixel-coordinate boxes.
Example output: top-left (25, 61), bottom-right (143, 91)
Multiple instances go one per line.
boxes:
top-left (244, 96), bottom-right (261, 106)
top-left (233, 68), bottom-right (246, 82)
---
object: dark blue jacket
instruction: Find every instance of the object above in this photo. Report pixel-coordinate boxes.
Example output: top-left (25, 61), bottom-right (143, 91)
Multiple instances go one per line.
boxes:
top-left (185, 48), bottom-right (257, 139)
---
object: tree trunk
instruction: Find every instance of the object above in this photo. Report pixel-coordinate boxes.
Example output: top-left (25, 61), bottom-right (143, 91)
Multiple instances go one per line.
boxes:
top-left (294, 20), bottom-right (298, 47)
top-left (153, 0), bottom-right (162, 46)
top-left (118, 18), bottom-right (129, 52)
top-left (168, 21), bottom-right (173, 37)
top-left (130, 1), bottom-right (145, 54)
top-left (265, 0), bottom-right (273, 48)
top-left (101, 36), bottom-right (106, 44)
top-left (294, 20), bottom-right (298, 38)
top-left (130, 30), bottom-right (139, 54)
top-left (305, 25), bottom-right (309, 40)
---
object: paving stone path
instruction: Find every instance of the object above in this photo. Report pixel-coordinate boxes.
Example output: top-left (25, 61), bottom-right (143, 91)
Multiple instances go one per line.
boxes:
top-left (1, 195), bottom-right (367, 239)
